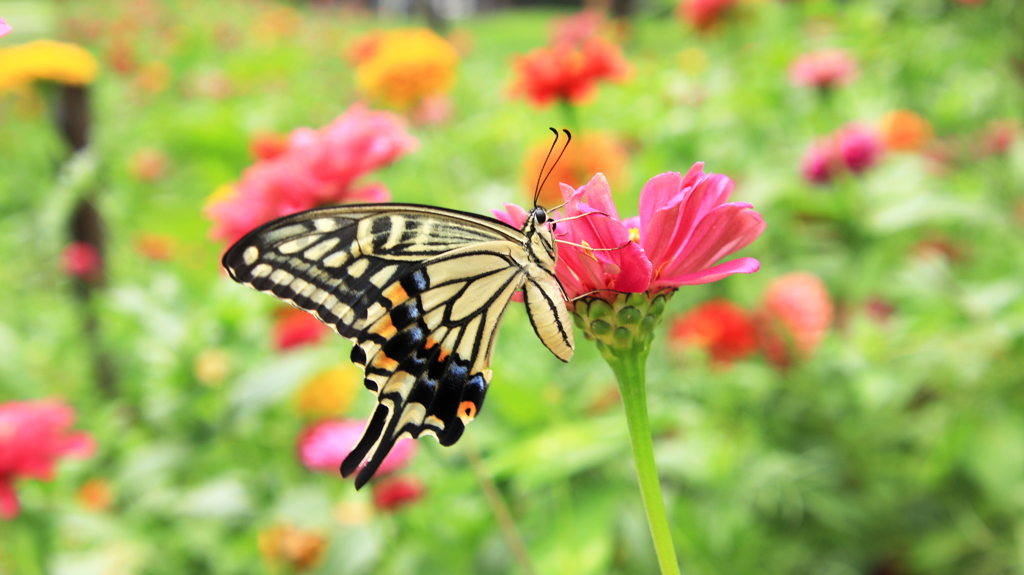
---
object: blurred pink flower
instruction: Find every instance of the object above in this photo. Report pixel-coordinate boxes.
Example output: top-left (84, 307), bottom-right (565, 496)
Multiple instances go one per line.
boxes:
top-left (837, 124), bottom-right (883, 173)
top-left (494, 163), bottom-right (763, 299)
top-left (551, 10), bottom-right (604, 46)
top-left (409, 94), bottom-right (454, 127)
top-left (754, 273), bottom-right (833, 368)
top-left (61, 242), bottom-right (101, 279)
top-left (0, 18), bottom-right (11, 38)
top-left (801, 139), bottom-right (840, 185)
top-left (372, 476), bottom-right (426, 511)
top-left (0, 400), bottom-right (95, 519)
top-left (982, 120), bottom-right (1016, 156)
top-left (206, 103), bottom-right (417, 244)
top-left (789, 49), bottom-right (857, 90)
top-left (299, 419), bottom-right (416, 479)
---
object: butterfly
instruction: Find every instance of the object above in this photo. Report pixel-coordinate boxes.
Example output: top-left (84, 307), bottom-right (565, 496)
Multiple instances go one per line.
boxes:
top-left (222, 129), bottom-right (576, 488)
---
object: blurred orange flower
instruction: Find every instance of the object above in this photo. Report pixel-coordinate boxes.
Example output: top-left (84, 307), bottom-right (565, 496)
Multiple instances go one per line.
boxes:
top-left (0, 40), bottom-right (99, 91)
top-left (257, 524), bottom-right (328, 572)
top-left (522, 132), bottom-right (629, 206)
top-left (880, 110), bottom-right (933, 151)
top-left (354, 28), bottom-right (459, 109)
top-left (754, 273), bottom-right (833, 368)
top-left (295, 365), bottom-right (359, 418)
top-left (77, 478), bottom-right (113, 512)
top-left (135, 61), bottom-right (170, 94)
top-left (669, 299), bottom-right (758, 365)
top-left (510, 37), bottom-right (629, 107)
top-left (128, 148), bottom-right (169, 182)
top-left (134, 234), bottom-right (175, 261)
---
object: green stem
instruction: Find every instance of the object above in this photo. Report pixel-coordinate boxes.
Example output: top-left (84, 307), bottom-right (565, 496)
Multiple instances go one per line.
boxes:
top-left (607, 351), bottom-right (681, 575)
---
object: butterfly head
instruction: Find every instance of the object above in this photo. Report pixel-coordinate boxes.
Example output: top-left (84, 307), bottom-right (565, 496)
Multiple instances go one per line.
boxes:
top-left (522, 206), bottom-right (558, 270)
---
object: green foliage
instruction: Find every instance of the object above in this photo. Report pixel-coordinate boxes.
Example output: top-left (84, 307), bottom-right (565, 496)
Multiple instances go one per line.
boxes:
top-left (1, 0), bottom-right (1024, 573)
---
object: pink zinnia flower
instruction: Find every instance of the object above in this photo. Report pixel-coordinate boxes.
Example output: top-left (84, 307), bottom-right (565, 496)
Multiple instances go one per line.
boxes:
top-left (836, 124), bottom-right (883, 173)
top-left (494, 163), bottom-right (764, 300)
top-left (0, 400), bottom-right (95, 519)
top-left (61, 241), bottom-right (101, 279)
top-left (754, 273), bottom-right (833, 368)
top-left (801, 139), bottom-right (841, 185)
top-left (205, 103), bottom-right (417, 244)
top-left (299, 419), bottom-right (416, 479)
top-left (0, 18), bottom-right (11, 38)
top-left (372, 476), bottom-right (426, 511)
top-left (789, 49), bottom-right (858, 90)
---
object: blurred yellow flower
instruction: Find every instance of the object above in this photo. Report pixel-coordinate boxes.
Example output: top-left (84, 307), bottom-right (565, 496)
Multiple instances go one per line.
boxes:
top-left (0, 40), bottom-right (99, 92)
top-left (354, 28), bottom-right (459, 109)
top-left (677, 47), bottom-right (708, 76)
top-left (194, 349), bottom-right (232, 387)
top-left (295, 365), bottom-right (359, 418)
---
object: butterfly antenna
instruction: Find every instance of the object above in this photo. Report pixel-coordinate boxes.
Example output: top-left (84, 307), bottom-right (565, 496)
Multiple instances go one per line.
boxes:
top-left (536, 129), bottom-right (572, 208)
top-left (534, 128), bottom-right (560, 208)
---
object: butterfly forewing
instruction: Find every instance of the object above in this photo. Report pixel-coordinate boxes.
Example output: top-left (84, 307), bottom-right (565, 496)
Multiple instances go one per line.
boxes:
top-left (222, 203), bottom-right (572, 488)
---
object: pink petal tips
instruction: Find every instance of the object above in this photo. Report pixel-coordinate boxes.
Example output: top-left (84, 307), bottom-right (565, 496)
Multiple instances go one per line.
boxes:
top-left (493, 162), bottom-right (764, 300)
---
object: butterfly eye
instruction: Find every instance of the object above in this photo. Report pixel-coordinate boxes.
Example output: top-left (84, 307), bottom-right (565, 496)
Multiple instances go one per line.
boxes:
top-left (536, 210), bottom-right (547, 224)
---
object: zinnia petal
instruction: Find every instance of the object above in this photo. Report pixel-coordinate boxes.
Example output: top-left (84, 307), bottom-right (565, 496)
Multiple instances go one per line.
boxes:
top-left (653, 257), bottom-right (761, 289)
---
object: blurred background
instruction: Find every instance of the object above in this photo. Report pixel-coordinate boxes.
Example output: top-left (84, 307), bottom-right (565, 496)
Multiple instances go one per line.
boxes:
top-left (1, 0), bottom-right (1023, 573)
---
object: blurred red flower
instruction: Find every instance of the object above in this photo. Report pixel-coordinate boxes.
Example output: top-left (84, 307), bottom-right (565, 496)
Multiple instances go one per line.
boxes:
top-left (0, 19), bottom-right (12, 38)
top-left (754, 273), bottom-right (833, 368)
top-left (0, 400), bottom-right (95, 519)
top-left (273, 307), bottom-right (329, 351)
top-left (61, 241), bottom-right (101, 279)
top-left (837, 124), bottom-right (883, 173)
top-left (510, 37), bottom-right (629, 107)
top-left (298, 419), bottom-right (416, 479)
top-left (372, 476), bottom-right (426, 511)
top-left (670, 299), bottom-right (758, 364)
top-left (494, 163), bottom-right (763, 300)
top-left (789, 49), bottom-right (857, 90)
top-left (679, 0), bottom-right (736, 31)
top-left (205, 103), bottom-right (417, 244)
top-left (249, 131), bottom-right (289, 161)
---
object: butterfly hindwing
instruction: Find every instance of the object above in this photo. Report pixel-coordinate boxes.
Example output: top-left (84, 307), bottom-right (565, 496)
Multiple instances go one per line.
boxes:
top-left (223, 205), bottom-right (532, 488)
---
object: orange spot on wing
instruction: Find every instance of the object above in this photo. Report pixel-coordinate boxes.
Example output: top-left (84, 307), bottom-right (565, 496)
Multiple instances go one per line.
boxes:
top-left (383, 283), bottom-right (409, 305)
top-left (424, 336), bottom-right (437, 349)
top-left (374, 315), bottom-right (397, 339)
top-left (458, 400), bottom-right (477, 422)
top-left (371, 353), bottom-right (399, 372)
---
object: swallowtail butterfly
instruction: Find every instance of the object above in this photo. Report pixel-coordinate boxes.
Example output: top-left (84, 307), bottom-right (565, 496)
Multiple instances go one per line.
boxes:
top-left (223, 131), bottom-right (576, 488)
